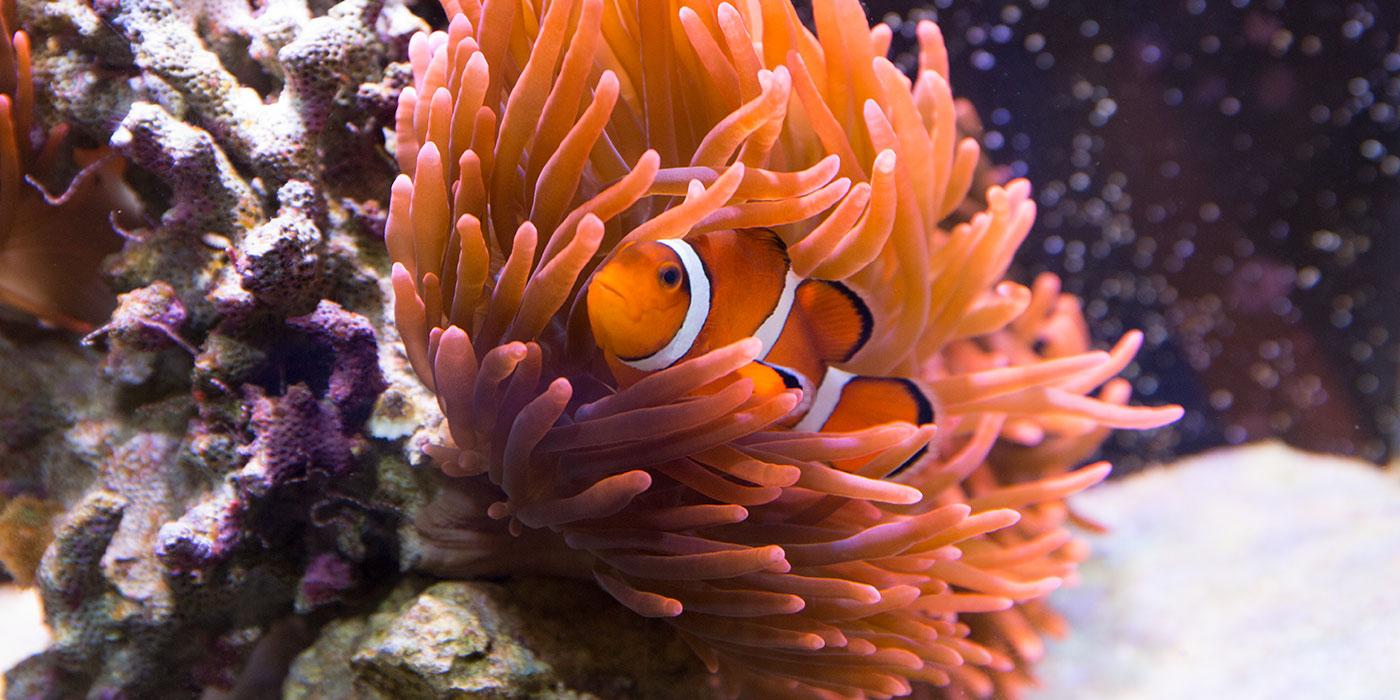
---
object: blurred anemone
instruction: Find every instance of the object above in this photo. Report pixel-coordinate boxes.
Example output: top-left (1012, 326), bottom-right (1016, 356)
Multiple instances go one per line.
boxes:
top-left (0, 493), bottom-right (63, 587)
top-left (389, 1), bottom-right (1180, 697)
top-left (0, 0), bottom-right (134, 333)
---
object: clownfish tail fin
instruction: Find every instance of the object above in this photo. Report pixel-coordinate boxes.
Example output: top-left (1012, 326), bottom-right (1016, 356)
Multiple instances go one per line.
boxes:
top-left (794, 279), bottom-right (874, 363)
top-left (794, 369), bottom-right (935, 433)
top-left (798, 371), bottom-right (935, 478)
top-left (787, 368), bottom-right (935, 478)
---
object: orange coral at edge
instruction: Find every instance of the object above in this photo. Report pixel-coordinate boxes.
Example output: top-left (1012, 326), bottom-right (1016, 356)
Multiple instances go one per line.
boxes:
top-left (1, 0), bottom-right (128, 333)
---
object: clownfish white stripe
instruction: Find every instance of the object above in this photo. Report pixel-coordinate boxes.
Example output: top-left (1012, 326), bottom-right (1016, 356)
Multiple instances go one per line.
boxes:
top-left (793, 366), bottom-right (857, 432)
top-left (753, 270), bottom-right (801, 361)
top-left (620, 238), bottom-right (711, 372)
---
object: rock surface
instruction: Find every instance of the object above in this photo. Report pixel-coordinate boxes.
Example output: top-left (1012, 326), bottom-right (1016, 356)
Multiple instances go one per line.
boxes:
top-left (284, 578), bottom-right (710, 700)
top-left (1028, 442), bottom-right (1400, 700)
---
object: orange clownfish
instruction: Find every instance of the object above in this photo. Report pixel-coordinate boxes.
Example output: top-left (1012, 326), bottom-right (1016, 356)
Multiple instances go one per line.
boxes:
top-left (586, 228), bottom-right (934, 439)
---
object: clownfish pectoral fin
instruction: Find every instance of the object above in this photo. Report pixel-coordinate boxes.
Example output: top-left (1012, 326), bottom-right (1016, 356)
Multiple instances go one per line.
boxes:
top-left (795, 369), bottom-right (935, 434)
top-left (700, 361), bottom-right (809, 409)
top-left (731, 361), bottom-right (802, 400)
top-left (794, 279), bottom-right (874, 364)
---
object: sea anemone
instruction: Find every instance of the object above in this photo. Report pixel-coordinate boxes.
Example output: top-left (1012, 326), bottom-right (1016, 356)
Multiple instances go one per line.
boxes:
top-left (389, 1), bottom-right (1181, 697)
top-left (0, 0), bottom-right (133, 333)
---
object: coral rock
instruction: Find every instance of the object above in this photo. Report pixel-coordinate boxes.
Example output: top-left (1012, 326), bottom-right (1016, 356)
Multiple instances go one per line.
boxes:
top-left (285, 578), bottom-right (709, 700)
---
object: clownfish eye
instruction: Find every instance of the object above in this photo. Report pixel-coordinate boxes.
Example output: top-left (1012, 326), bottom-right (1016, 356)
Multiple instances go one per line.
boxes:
top-left (658, 263), bottom-right (683, 289)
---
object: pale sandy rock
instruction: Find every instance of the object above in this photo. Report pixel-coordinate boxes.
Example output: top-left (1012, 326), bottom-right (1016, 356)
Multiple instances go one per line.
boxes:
top-left (0, 586), bottom-right (50, 695)
top-left (1029, 442), bottom-right (1400, 700)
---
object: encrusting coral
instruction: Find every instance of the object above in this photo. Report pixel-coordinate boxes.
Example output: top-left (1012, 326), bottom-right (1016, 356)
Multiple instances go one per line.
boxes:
top-left (0, 0), bottom-right (135, 332)
top-left (390, 1), bottom-right (1182, 698)
top-left (3, 0), bottom-right (425, 696)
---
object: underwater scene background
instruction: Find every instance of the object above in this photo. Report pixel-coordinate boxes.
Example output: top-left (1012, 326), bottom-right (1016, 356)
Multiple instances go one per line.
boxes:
top-left (1, 0), bottom-right (1397, 698)
top-left (858, 0), bottom-right (1399, 469)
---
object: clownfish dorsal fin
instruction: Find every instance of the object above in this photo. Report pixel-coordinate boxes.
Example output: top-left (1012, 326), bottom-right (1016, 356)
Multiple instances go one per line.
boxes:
top-left (793, 279), bottom-right (874, 364)
top-left (745, 228), bottom-right (791, 268)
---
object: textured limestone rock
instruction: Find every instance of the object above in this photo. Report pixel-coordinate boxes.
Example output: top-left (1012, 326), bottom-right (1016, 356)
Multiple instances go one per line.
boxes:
top-left (0, 328), bottom-right (112, 506)
top-left (285, 578), bottom-right (711, 700)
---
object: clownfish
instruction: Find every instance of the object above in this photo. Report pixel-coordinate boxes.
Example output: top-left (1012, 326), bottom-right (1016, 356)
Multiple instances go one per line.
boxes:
top-left (585, 228), bottom-right (934, 439)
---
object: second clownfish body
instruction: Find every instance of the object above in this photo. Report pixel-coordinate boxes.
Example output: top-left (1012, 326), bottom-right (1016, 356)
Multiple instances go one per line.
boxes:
top-left (585, 228), bottom-right (934, 438)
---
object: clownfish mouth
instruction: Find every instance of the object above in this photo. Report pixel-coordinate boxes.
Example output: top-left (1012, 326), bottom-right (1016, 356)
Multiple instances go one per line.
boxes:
top-left (590, 280), bottom-right (644, 323)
